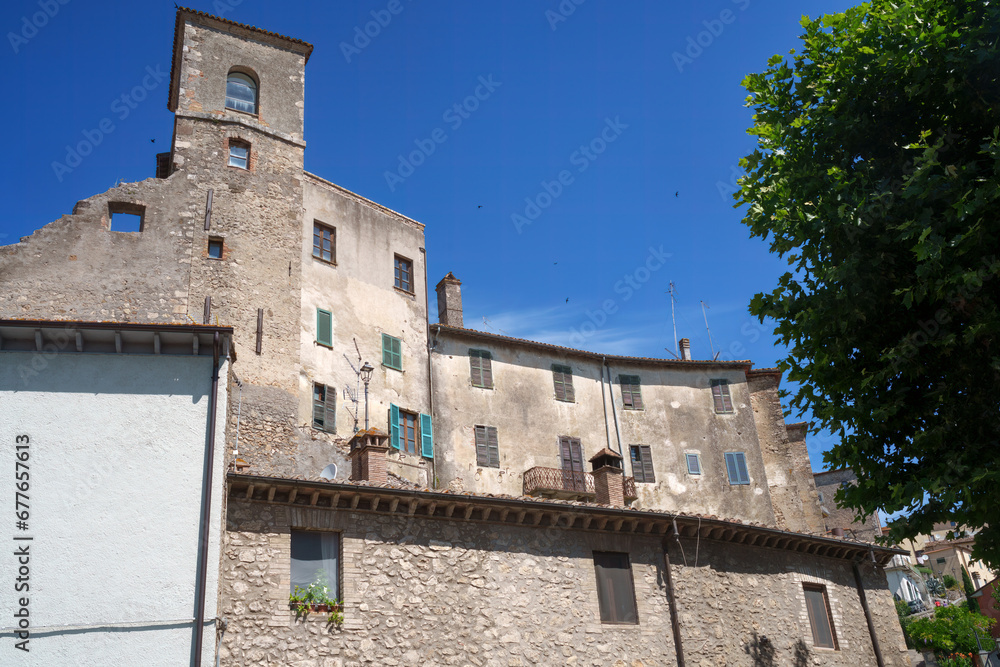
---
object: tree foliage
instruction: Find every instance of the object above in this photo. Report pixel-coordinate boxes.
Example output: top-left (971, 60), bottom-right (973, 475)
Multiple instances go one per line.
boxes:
top-left (907, 605), bottom-right (993, 654)
top-left (736, 0), bottom-right (1000, 565)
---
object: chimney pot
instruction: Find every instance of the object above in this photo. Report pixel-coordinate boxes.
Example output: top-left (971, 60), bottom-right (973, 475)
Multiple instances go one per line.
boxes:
top-left (589, 448), bottom-right (625, 507)
top-left (435, 273), bottom-right (463, 327)
top-left (349, 428), bottom-right (390, 484)
top-left (679, 337), bottom-right (691, 361)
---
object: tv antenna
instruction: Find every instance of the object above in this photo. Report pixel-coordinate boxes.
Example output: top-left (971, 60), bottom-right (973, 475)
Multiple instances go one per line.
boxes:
top-left (667, 282), bottom-right (679, 355)
top-left (342, 338), bottom-right (362, 433)
top-left (701, 301), bottom-right (719, 360)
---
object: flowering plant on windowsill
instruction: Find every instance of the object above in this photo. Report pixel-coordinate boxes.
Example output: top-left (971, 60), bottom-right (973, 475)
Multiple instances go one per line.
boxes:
top-left (289, 574), bottom-right (343, 625)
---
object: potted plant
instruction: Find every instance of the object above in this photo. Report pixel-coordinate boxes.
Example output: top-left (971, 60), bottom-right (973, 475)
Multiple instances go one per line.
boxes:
top-left (289, 572), bottom-right (343, 625)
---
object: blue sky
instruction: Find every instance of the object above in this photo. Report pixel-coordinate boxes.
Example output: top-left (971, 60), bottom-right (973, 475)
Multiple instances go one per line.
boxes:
top-left (1, 0), bottom-right (860, 472)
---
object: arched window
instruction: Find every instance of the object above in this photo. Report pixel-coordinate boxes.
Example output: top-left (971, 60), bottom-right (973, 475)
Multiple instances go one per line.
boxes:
top-left (226, 71), bottom-right (257, 114)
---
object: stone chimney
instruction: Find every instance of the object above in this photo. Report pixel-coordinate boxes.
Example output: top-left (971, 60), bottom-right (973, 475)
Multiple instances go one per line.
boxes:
top-left (349, 428), bottom-right (390, 484)
top-left (679, 338), bottom-right (691, 360)
top-left (436, 272), bottom-right (463, 327)
top-left (589, 448), bottom-right (625, 507)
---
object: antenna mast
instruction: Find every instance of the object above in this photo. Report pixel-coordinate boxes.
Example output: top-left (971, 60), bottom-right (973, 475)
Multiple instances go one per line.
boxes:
top-left (701, 300), bottom-right (716, 358)
top-left (667, 282), bottom-right (679, 355)
top-left (342, 337), bottom-right (363, 433)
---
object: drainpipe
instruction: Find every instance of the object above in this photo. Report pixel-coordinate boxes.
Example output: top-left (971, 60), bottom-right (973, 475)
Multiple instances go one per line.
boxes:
top-left (661, 537), bottom-right (686, 667)
top-left (852, 560), bottom-right (885, 667)
top-left (600, 356), bottom-right (613, 452)
top-left (420, 247), bottom-right (436, 489)
top-left (193, 332), bottom-right (222, 667)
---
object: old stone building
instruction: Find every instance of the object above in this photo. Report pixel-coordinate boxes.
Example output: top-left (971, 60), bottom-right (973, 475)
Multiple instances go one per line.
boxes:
top-left (0, 7), bottom-right (911, 666)
top-left (813, 469), bottom-right (884, 542)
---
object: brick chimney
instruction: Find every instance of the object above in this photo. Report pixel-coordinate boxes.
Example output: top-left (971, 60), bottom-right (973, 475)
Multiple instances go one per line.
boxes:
top-left (679, 338), bottom-right (691, 360)
top-left (349, 428), bottom-right (390, 484)
top-left (436, 272), bottom-right (463, 327)
top-left (589, 448), bottom-right (625, 507)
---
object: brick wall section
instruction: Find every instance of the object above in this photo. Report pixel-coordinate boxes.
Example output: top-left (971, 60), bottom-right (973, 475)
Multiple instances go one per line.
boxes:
top-left (593, 467), bottom-right (624, 507)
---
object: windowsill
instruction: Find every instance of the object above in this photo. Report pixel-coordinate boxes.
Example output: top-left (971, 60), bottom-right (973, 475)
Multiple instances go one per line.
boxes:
top-left (382, 364), bottom-right (403, 372)
top-left (471, 384), bottom-right (494, 390)
top-left (315, 342), bottom-right (333, 349)
top-left (394, 286), bottom-right (416, 297)
top-left (206, 256), bottom-right (224, 261)
top-left (599, 621), bottom-right (639, 626)
top-left (554, 398), bottom-right (575, 403)
top-left (227, 165), bottom-right (250, 172)
top-left (623, 407), bottom-right (644, 411)
top-left (225, 106), bottom-right (260, 120)
top-left (312, 255), bottom-right (337, 266)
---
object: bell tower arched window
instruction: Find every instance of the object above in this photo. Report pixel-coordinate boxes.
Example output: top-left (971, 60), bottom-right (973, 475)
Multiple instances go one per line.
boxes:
top-left (226, 71), bottom-right (257, 114)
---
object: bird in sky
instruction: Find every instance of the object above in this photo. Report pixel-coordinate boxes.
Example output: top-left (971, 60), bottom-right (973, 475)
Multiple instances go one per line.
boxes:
top-left (565, 298), bottom-right (569, 303)
top-left (675, 191), bottom-right (679, 197)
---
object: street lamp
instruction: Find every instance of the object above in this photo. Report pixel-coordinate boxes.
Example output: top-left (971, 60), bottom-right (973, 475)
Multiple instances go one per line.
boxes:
top-left (360, 361), bottom-right (374, 430)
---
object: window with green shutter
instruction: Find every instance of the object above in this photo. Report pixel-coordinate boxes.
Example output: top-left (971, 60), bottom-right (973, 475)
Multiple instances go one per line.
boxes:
top-left (381, 333), bottom-right (402, 370)
top-left (316, 309), bottom-right (332, 347)
top-left (629, 445), bottom-right (655, 483)
top-left (469, 349), bottom-right (494, 388)
top-left (552, 364), bottom-right (575, 402)
top-left (475, 425), bottom-right (499, 468)
top-left (619, 375), bottom-right (643, 410)
top-left (419, 413), bottom-right (434, 459)
top-left (312, 383), bottom-right (336, 433)
top-left (724, 452), bottom-right (750, 485)
top-left (711, 379), bottom-right (734, 413)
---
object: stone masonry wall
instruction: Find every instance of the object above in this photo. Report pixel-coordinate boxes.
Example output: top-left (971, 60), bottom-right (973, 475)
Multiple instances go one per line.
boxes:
top-left (221, 497), bottom-right (909, 667)
top-left (813, 469), bottom-right (883, 542)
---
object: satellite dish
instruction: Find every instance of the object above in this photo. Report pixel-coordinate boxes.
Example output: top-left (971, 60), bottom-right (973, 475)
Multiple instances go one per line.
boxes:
top-left (320, 464), bottom-right (338, 480)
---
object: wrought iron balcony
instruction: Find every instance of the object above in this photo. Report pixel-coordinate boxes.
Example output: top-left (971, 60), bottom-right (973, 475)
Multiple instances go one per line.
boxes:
top-left (523, 466), bottom-right (638, 503)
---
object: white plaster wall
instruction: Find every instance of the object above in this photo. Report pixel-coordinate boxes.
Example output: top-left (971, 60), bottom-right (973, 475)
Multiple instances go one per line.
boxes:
top-left (0, 352), bottom-right (227, 666)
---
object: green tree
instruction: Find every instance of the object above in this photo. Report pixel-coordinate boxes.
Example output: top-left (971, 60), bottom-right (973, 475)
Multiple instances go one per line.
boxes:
top-left (907, 605), bottom-right (993, 654)
top-left (943, 575), bottom-right (959, 591)
top-left (961, 568), bottom-right (980, 613)
top-left (736, 0), bottom-right (1000, 567)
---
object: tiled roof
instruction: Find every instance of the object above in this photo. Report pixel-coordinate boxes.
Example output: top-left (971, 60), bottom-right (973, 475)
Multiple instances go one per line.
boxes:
top-left (431, 324), bottom-right (754, 370)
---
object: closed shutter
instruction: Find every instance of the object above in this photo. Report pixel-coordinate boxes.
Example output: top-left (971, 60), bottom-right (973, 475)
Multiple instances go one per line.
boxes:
top-left (725, 452), bottom-right (739, 484)
top-left (487, 427), bottom-right (499, 468)
top-left (553, 365), bottom-right (574, 402)
top-left (639, 445), bottom-right (654, 483)
top-left (324, 386), bottom-right (336, 433)
top-left (382, 334), bottom-right (402, 369)
top-left (316, 309), bottom-right (332, 347)
top-left (620, 375), bottom-right (643, 410)
top-left (686, 453), bottom-right (701, 475)
top-left (735, 452), bottom-right (749, 484)
top-left (475, 426), bottom-right (489, 467)
top-left (480, 353), bottom-right (493, 388)
top-left (470, 351), bottom-right (483, 387)
top-left (711, 380), bottom-right (733, 413)
top-left (419, 413), bottom-right (434, 459)
top-left (470, 350), bottom-right (493, 388)
top-left (389, 404), bottom-right (400, 449)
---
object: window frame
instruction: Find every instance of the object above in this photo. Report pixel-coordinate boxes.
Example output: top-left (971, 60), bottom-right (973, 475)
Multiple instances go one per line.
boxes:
top-left (228, 140), bottom-right (250, 169)
top-left (207, 237), bottom-right (224, 260)
top-left (619, 374), bottom-right (644, 410)
top-left (552, 364), bottom-right (575, 402)
top-left (312, 221), bottom-right (336, 264)
top-left (724, 451), bottom-right (750, 485)
top-left (316, 309), bottom-right (333, 348)
top-left (474, 425), bottom-right (500, 468)
top-left (469, 349), bottom-right (494, 389)
top-left (685, 452), bottom-right (702, 476)
top-left (290, 529), bottom-right (340, 602)
top-left (803, 584), bottom-right (838, 650)
top-left (629, 444), bottom-right (655, 483)
top-left (312, 383), bottom-right (336, 434)
top-left (711, 379), bottom-right (735, 414)
top-left (593, 551), bottom-right (639, 625)
top-left (398, 409), bottom-right (419, 455)
top-left (381, 333), bottom-right (402, 371)
top-left (394, 254), bottom-right (414, 294)
top-left (225, 70), bottom-right (258, 115)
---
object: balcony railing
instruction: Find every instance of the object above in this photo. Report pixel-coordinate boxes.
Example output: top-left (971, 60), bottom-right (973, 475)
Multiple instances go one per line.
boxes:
top-left (523, 466), bottom-right (638, 503)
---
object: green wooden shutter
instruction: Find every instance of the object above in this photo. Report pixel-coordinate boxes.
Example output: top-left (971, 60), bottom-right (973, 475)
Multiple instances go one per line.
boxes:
top-left (316, 309), bottom-right (332, 347)
top-left (382, 334), bottom-right (402, 370)
top-left (389, 403), bottom-right (400, 449)
top-left (419, 413), bottom-right (434, 459)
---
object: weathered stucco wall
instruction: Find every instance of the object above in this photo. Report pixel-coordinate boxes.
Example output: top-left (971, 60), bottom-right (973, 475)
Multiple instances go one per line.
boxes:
top-left (221, 496), bottom-right (909, 666)
top-left (813, 469), bottom-right (883, 541)
top-left (431, 331), bottom-right (777, 525)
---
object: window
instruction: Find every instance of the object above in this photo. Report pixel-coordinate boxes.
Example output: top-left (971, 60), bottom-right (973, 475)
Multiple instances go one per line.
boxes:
top-left (552, 365), bottom-right (575, 402)
top-left (316, 309), bottom-right (333, 347)
top-left (469, 349), bottom-right (493, 388)
top-left (207, 238), bottom-right (223, 259)
top-left (619, 375), bottom-right (643, 410)
top-left (818, 492), bottom-right (825, 503)
top-left (313, 222), bottom-right (335, 264)
top-left (630, 445), bottom-right (655, 483)
top-left (290, 530), bottom-right (339, 600)
top-left (803, 584), bottom-right (837, 649)
top-left (389, 404), bottom-right (433, 458)
top-left (312, 383), bottom-right (335, 433)
top-left (381, 334), bottom-right (402, 370)
top-left (475, 425), bottom-right (499, 468)
top-left (711, 379), bottom-right (734, 413)
top-left (593, 552), bottom-right (638, 624)
top-left (394, 255), bottom-right (413, 293)
top-left (936, 557), bottom-right (946, 564)
top-left (228, 141), bottom-right (249, 169)
top-left (724, 452), bottom-right (750, 485)
top-left (108, 202), bottom-right (145, 232)
top-left (685, 452), bottom-right (702, 476)
top-left (226, 71), bottom-right (257, 114)
top-left (559, 436), bottom-right (586, 492)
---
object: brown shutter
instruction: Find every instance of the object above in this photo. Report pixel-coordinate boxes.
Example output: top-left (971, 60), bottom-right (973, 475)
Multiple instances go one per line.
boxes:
top-left (481, 354), bottom-right (493, 388)
top-left (620, 376), bottom-right (633, 409)
top-left (721, 383), bottom-right (733, 412)
top-left (487, 427), bottom-right (500, 468)
top-left (553, 368), bottom-right (566, 401)
top-left (564, 369), bottom-right (575, 402)
top-left (631, 378), bottom-right (644, 410)
top-left (712, 382), bottom-right (725, 412)
top-left (640, 445), bottom-right (654, 483)
top-left (470, 352), bottom-right (483, 387)
top-left (475, 425), bottom-right (489, 467)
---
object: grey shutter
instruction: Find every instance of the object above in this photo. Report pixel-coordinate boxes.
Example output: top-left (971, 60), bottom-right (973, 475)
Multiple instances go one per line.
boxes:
top-left (475, 426), bottom-right (489, 467)
top-left (312, 384), bottom-right (325, 429)
top-left (631, 377), bottom-right (644, 410)
top-left (640, 445), bottom-right (654, 483)
top-left (487, 427), bottom-right (500, 468)
top-left (470, 351), bottom-right (483, 387)
top-left (553, 367), bottom-right (566, 401)
top-left (481, 353), bottom-right (493, 388)
top-left (712, 381), bottom-right (726, 412)
top-left (324, 385), bottom-right (336, 433)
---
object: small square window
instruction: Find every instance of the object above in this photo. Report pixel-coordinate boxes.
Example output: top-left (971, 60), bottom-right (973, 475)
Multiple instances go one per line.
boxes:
top-left (313, 221), bottom-right (336, 264)
top-left (552, 365), bottom-right (575, 402)
top-left (803, 584), bottom-right (837, 649)
top-left (108, 202), bottom-right (145, 232)
top-left (229, 142), bottom-right (249, 169)
top-left (724, 452), bottom-right (750, 485)
top-left (711, 379), bottom-right (734, 413)
top-left (207, 238), bottom-right (223, 259)
top-left (290, 530), bottom-right (340, 601)
top-left (475, 425), bottom-right (499, 468)
top-left (382, 333), bottom-right (402, 370)
top-left (685, 453), bottom-right (702, 475)
top-left (469, 349), bottom-right (493, 389)
top-left (593, 552), bottom-right (638, 624)
top-left (394, 255), bottom-right (413, 293)
top-left (630, 445), bottom-right (655, 483)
